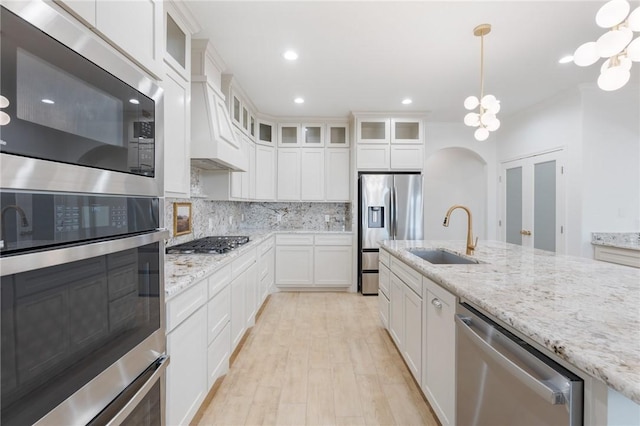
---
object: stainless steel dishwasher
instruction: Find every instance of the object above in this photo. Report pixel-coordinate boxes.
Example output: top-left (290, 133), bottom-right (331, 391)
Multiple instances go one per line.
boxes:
top-left (456, 302), bottom-right (583, 426)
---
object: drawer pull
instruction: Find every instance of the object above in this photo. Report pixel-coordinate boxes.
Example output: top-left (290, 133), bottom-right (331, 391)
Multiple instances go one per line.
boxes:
top-left (431, 298), bottom-right (442, 309)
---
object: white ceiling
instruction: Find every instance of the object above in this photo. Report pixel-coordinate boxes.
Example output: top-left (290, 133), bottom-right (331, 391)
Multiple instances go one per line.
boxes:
top-left (185, 1), bottom-right (640, 122)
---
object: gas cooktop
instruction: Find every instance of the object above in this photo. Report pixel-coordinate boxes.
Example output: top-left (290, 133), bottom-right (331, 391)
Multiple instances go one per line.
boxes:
top-left (166, 236), bottom-right (250, 254)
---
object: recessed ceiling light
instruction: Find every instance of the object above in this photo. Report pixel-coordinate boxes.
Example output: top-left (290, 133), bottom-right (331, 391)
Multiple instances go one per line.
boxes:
top-left (129, 98), bottom-right (140, 105)
top-left (283, 50), bottom-right (298, 61)
top-left (294, 97), bottom-right (304, 104)
top-left (41, 99), bottom-right (55, 104)
top-left (559, 55), bottom-right (574, 64)
top-left (402, 98), bottom-right (413, 105)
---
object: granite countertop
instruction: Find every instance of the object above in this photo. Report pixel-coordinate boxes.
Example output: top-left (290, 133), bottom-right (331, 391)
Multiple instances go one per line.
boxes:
top-left (591, 232), bottom-right (640, 251)
top-left (380, 239), bottom-right (640, 404)
top-left (165, 229), bottom-right (353, 299)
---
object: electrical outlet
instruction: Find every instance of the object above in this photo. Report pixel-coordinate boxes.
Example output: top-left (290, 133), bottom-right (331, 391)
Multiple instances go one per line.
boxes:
top-left (325, 215), bottom-right (330, 223)
top-left (209, 218), bottom-right (214, 231)
top-left (276, 214), bottom-right (282, 223)
top-left (228, 215), bottom-right (233, 225)
top-left (241, 213), bottom-right (245, 222)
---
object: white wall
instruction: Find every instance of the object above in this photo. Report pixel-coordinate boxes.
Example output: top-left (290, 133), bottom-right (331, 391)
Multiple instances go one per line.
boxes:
top-left (424, 123), bottom-right (497, 241)
top-left (496, 84), bottom-right (640, 258)
top-left (580, 85), bottom-right (640, 256)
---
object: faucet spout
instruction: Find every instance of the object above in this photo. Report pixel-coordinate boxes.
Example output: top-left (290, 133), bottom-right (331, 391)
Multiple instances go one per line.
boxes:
top-left (443, 204), bottom-right (477, 255)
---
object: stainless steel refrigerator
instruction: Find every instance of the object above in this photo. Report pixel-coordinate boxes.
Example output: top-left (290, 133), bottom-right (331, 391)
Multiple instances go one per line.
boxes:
top-left (358, 173), bottom-right (423, 295)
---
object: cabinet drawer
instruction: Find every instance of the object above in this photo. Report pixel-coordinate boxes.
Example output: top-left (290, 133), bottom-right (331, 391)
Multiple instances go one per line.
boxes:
top-left (207, 285), bottom-right (230, 345)
top-left (276, 234), bottom-right (314, 245)
top-left (379, 264), bottom-right (390, 297)
top-left (423, 276), bottom-right (456, 307)
top-left (379, 249), bottom-right (391, 267)
top-left (166, 279), bottom-right (207, 333)
top-left (232, 249), bottom-right (256, 279)
top-left (390, 256), bottom-right (422, 296)
top-left (594, 245), bottom-right (640, 268)
top-left (208, 265), bottom-right (232, 299)
top-left (314, 234), bottom-right (352, 246)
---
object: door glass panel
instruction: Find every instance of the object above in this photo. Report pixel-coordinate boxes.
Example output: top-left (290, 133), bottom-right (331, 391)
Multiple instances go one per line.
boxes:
top-left (280, 126), bottom-right (298, 144)
top-left (166, 15), bottom-right (185, 68)
top-left (506, 167), bottom-right (523, 245)
top-left (304, 125), bottom-right (322, 144)
top-left (534, 160), bottom-right (556, 252)
top-left (395, 122), bottom-right (419, 140)
top-left (259, 123), bottom-right (272, 143)
top-left (361, 122), bottom-right (385, 140)
top-left (330, 126), bottom-right (346, 144)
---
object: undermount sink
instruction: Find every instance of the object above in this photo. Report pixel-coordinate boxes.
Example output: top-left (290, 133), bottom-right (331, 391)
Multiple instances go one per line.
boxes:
top-left (408, 248), bottom-right (480, 265)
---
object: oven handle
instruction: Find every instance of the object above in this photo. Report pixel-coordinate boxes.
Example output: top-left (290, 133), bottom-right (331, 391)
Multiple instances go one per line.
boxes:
top-left (0, 229), bottom-right (169, 275)
top-left (455, 314), bottom-right (567, 405)
top-left (97, 355), bottom-right (170, 426)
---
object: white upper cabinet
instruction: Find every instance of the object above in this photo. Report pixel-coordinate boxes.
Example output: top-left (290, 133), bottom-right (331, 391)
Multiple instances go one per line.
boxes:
top-left (277, 149), bottom-right (301, 200)
top-left (257, 119), bottom-right (275, 145)
top-left (95, 0), bottom-right (163, 79)
top-left (325, 149), bottom-right (350, 201)
top-left (302, 124), bottom-right (324, 147)
top-left (300, 148), bottom-right (325, 200)
top-left (278, 123), bottom-right (301, 147)
top-left (357, 118), bottom-right (390, 144)
top-left (255, 145), bottom-right (276, 200)
top-left (326, 122), bottom-right (350, 147)
top-left (391, 118), bottom-right (423, 144)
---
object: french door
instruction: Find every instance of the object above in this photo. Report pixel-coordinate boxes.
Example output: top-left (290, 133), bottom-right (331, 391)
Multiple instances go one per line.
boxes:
top-left (500, 150), bottom-right (566, 253)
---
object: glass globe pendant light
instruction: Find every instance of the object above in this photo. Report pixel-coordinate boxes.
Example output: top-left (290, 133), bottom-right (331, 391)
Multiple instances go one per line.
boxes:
top-left (464, 24), bottom-right (500, 141)
top-left (573, 0), bottom-right (640, 91)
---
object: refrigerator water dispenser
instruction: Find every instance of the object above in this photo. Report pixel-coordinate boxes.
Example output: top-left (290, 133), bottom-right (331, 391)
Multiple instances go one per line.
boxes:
top-left (368, 206), bottom-right (384, 228)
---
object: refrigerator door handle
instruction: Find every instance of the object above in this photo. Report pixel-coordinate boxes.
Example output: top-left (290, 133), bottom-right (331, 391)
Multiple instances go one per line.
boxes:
top-left (390, 185), bottom-right (396, 239)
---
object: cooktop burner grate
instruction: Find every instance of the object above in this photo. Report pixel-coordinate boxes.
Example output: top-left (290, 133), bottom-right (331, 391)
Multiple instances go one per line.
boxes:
top-left (166, 236), bottom-right (250, 254)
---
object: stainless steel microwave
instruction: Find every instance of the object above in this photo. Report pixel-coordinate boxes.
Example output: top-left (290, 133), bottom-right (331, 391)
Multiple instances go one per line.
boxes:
top-left (0, 1), bottom-right (163, 197)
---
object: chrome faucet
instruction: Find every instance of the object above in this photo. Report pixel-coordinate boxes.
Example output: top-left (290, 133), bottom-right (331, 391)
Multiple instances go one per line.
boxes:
top-left (1, 205), bottom-right (30, 245)
top-left (443, 205), bottom-right (478, 255)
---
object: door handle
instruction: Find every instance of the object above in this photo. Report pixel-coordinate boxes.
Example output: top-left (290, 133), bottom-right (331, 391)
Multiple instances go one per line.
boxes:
top-left (520, 230), bottom-right (532, 236)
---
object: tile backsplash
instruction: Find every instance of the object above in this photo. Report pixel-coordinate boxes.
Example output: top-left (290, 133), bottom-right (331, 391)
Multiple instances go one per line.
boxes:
top-left (165, 168), bottom-right (351, 247)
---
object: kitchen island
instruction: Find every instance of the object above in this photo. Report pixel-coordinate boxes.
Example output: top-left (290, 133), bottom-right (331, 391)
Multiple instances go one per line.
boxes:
top-left (380, 239), bottom-right (640, 424)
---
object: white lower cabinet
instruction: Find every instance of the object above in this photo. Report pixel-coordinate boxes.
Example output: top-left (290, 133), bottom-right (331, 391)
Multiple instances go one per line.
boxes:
top-left (378, 263), bottom-right (390, 327)
top-left (422, 277), bottom-right (456, 426)
top-left (275, 233), bottom-right (353, 289)
top-left (167, 296), bottom-right (207, 426)
top-left (403, 285), bottom-right (422, 381)
top-left (385, 253), bottom-right (456, 426)
top-left (258, 237), bottom-right (275, 304)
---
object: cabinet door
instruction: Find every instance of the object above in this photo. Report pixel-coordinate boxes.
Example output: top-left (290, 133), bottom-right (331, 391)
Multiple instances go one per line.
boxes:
top-left (357, 118), bottom-right (390, 144)
top-left (207, 324), bottom-right (230, 390)
top-left (391, 118), bottom-right (423, 144)
top-left (326, 122), bottom-right (349, 147)
top-left (357, 145), bottom-right (390, 170)
top-left (403, 286), bottom-right (422, 384)
top-left (424, 285), bottom-right (456, 426)
top-left (95, 0), bottom-right (162, 77)
top-left (301, 148), bottom-right (325, 200)
top-left (388, 273), bottom-right (404, 349)
top-left (275, 246), bottom-right (313, 287)
top-left (314, 246), bottom-right (352, 287)
top-left (255, 145), bottom-right (275, 200)
top-left (379, 292), bottom-right (390, 329)
top-left (325, 149), bottom-right (350, 201)
top-left (163, 66), bottom-right (190, 197)
top-left (244, 262), bottom-right (258, 328)
top-left (258, 120), bottom-right (274, 145)
top-left (167, 307), bottom-right (207, 426)
top-left (277, 149), bottom-right (301, 200)
top-left (390, 145), bottom-right (424, 170)
top-left (278, 123), bottom-right (301, 147)
top-left (230, 273), bottom-right (246, 351)
top-left (302, 124), bottom-right (324, 146)
top-left (164, 4), bottom-right (191, 81)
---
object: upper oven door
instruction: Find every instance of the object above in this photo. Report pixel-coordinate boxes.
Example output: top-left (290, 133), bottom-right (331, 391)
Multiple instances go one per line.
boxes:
top-left (0, 2), bottom-right (163, 197)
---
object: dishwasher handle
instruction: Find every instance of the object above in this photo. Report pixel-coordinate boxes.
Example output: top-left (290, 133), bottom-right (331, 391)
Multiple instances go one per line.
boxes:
top-left (455, 314), bottom-right (566, 406)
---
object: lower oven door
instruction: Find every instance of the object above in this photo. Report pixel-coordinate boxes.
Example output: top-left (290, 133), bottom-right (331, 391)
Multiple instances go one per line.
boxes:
top-left (0, 230), bottom-right (169, 426)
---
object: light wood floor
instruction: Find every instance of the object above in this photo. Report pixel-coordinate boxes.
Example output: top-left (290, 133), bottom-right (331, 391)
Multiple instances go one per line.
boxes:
top-left (194, 292), bottom-right (439, 426)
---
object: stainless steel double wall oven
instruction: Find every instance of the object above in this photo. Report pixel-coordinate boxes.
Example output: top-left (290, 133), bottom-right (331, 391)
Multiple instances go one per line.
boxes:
top-left (1, 2), bottom-right (168, 425)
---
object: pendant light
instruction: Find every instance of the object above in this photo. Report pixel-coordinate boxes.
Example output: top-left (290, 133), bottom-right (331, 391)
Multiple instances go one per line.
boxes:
top-left (573, 0), bottom-right (640, 91)
top-left (464, 24), bottom-right (500, 141)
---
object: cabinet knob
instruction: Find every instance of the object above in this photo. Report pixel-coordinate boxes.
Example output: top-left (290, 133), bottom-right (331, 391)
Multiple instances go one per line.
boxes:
top-left (520, 229), bottom-right (532, 236)
top-left (431, 298), bottom-right (442, 309)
